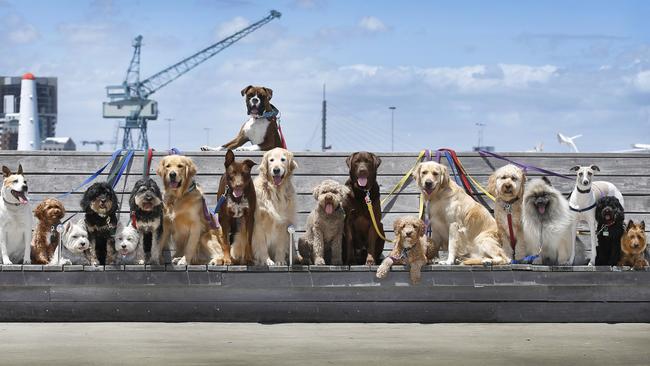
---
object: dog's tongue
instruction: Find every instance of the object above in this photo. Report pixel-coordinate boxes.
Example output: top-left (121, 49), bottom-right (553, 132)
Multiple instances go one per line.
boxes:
top-left (233, 188), bottom-right (243, 198)
top-left (325, 203), bottom-right (334, 214)
top-left (251, 108), bottom-right (259, 116)
top-left (357, 177), bottom-right (368, 187)
top-left (170, 181), bottom-right (180, 189)
top-left (537, 205), bottom-right (546, 215)
top-left (18, 195), bottom-right (28, 205)
top-left (273, 176), bottom-right (282, 186)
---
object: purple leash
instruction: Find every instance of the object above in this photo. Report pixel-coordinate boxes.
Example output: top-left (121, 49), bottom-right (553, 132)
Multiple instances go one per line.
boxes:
top-left (478, 150), bottom-right (572, 180)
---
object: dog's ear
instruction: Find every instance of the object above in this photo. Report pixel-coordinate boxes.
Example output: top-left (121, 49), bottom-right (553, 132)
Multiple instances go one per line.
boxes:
top-left (312, 184), bottom-right (321, 200)
top-left (259, 151), bottom-right (269, 177)
top-left (63, 220), bottom-right (72, 236)
top-left (569, 166), bottom-right (580, 172)
top-left (412, 163), bottom-right (422, 181)
top-left (439, 164), bottom-right (449, 188)
top-left (2, 166), bottom-right (11, 177)
top-left (519, 170), bottom-right (527, 197)
top-left (487, 172), bottom-right (497, 196)
top-left (416, 219), bottom-right (426, 238)
top-left (241, 85), bottom-right (253, 96)
top-left (287, 151), bottom-right (298, 174)
top-left (155, 158), bottom-right (166, 178)
top-left (17, 164), bottom-right (23, 175)
top-left (640, 221), bottom-right (646, 231)
top-left (393, 217), bottom-right (404, 233)
top-left (34, 201), bottom-right (46, 221)
top-left (185, 157), bottom-right (197, 179)
top-left (590, 165), bottom-right (600, 172)
top-left (263, 87), bottom-right (273, 99)
top-left (542, 176), bottom-right (552, 186)
top-left (345, 152), bottom-right (357, 169)
top-left (372, 154), bottom-right (382, 169)
top-left (339, 183), bottom-right (351, 199)
top-left (626, 219), bottom-right (635, 231)
top-left (243, 159), bottom-right (257, 171)
top-left (225, 150), bottom-right (235, 168)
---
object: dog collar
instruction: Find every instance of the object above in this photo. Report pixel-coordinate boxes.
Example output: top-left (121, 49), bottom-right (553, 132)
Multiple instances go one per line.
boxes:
top-left (569, 202), bottom-right (597, 213)
top-left (500, 197), bottom-right (519, 212)
top-left (390, 246), bottom-right (411, 262)
top-left (187, 181), bottom-right (197, 193)
top-left (577, 186), bottom-right (591, 194)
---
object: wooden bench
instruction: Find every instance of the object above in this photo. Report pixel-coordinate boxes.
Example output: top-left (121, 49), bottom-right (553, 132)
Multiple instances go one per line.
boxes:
top-left (0, 150), bottom-right (648, 322)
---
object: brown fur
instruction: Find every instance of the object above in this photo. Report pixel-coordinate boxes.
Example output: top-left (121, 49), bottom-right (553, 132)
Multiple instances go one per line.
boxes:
top-left (343, 152), bottom-right (385, 265)
top-left (376, 216), bottom-right (428, 284)
top-left (217, 150), bottom-right (256, 265)
top-left (157, 155), bottom-right (223, 265)
top-left (487, 164), bottom-right (526, 259)
top-left (618, 220), bottom-right (648, 269)
top-left (31, 198), bottom-right (66, 264)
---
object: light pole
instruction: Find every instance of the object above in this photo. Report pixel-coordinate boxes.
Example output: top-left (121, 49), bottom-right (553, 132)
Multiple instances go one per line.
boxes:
top-left (389, 106), bottom-right (396, 152)
top-left (165, 118), bottom-right (174, 149)
top-left (204, 127), bottom-right (211, 146)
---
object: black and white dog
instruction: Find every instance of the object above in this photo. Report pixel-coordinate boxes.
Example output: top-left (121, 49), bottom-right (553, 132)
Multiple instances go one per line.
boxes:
top-left (128, 178), bottom-right (164, 264)
top-left (568, 165), bottom-right (624, 265)
top-left (594, 196), bottom-right (625, 266)
top-left (81, 182), bottom-right (119, 265)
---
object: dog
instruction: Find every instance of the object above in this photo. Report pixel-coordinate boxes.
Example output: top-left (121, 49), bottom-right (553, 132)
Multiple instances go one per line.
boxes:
top-left (50, 219), bottom-right (97, 265)
top-left (0, 165), bottom-right (32, 265)
top-left (129, 178), bottom-right (164, 264)
top-left (201, 85), bottom-right (283, 152)
top-left (487, 164), bottom-right (526, 260)
top-left (522, 178), bottom-right (575, 265)
top-left (595, 196), bottom-right (625, 266)
top-left (343, 151), bottom-right (385, 265)
top-left (81, 182), bottom-right (119, 265)
top-left (297, 179), bottom-right (350, 265)
top-left (569, 165), bottom-right (625, 265)
top-left (217, 149), bottom-right (257, 265)
top-left (157, 154), bottom-right (223, 265)
top-left (31, 198), bottom-right (66, 264)
top-left (252, 148), bottom-right (298, 265)
top-left (376, 216), bottom-right (428, 284)
top-left (109, 223), bottom-right (145, 265)
top-left (413, 161), bottom-right (509, 265)
top-left (618, 220), bottom-right (648, 269)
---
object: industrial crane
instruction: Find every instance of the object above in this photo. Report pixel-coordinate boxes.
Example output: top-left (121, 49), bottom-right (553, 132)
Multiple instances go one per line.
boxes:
top-left (103, 10), bottom-right (282, 150)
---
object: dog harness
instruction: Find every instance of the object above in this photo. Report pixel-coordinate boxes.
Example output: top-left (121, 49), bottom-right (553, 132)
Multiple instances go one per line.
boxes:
top-left (389, 245), bottom-right (411, 263)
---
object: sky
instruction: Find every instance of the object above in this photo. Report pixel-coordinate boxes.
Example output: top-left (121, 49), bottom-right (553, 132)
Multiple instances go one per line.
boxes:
top-left (1, 0), bottom-right (649, 152)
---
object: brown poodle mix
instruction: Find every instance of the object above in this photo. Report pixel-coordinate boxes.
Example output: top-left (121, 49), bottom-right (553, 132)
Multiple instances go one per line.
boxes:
top-left (217, 149), bottom-right (256, 265)
top-left (376, 216), bottom-right (428, 284)
top-left (618, 220), bottom-right (648, 269)
top-left (31, 198), bottom-right (66, 264)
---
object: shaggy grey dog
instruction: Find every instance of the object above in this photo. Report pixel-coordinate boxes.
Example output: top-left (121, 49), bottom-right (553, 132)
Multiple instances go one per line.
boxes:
top-left (298, 179), bottom-right (350, 265)
top-left (522, 178), bottom-right (576, 265)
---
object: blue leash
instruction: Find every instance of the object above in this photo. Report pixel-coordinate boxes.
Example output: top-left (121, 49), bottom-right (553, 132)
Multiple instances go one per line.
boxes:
top-left (110, 149), bottom-right (135, 189)
top-left (57, 149), bottom-right (123, 198)
top-left (512, 255), bottom-right (539, 264)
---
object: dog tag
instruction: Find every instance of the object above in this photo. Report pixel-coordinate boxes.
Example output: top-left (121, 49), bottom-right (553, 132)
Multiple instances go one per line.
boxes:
top-left (56, 224), bottom-right (64, 233)
top-left (603, 228), bottom-right (609, 237)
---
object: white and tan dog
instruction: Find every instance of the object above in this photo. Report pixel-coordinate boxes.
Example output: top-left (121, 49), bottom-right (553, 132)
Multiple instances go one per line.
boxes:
top-left (568, 165), bottom-right (625, 265)
top-left (487, 164), bottom-right (526, 260)
top-left (252, 148), bottom-right (298, 265)
top-left (0, 165), bottom-right (32, 265)
top-left (413, 161), bottom-right (510, 265)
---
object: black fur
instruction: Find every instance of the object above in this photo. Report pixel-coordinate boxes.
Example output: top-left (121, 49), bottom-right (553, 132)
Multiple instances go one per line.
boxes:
top-left (81, 182), bottom-right (119, 265)
top-left (595, 196), bottom-right (625, 266)
top-left (128, 178), bottom-right (164, 256)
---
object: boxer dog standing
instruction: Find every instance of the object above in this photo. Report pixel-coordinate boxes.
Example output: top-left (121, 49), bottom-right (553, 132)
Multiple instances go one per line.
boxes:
top-left (201, 85), bottom-right (283, 152)
top-left (568, 165), bottom-right (624, 266)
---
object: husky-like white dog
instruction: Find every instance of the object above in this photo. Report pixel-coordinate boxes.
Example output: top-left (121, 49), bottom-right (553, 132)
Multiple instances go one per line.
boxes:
top-left (0, 165), bottom-right (32, 264)
top-left (568, 165), bottom-right (624, 265)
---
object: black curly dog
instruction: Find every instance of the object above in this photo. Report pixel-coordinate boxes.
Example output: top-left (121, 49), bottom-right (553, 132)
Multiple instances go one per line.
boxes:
top-left (81, 182), bottom-right (119, 265)
top-left (595, 196), bottom-right (625, 266)
top-left (129, 178), bottom-right (164, 264)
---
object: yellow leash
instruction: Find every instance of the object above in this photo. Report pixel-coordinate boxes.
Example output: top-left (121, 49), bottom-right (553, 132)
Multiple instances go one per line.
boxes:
top-left (380, 150), bottom-right (426, 207)
top-left (365, 192), bottom-right (393, 243)
top-left (452, 155), bottom-right (496, 202)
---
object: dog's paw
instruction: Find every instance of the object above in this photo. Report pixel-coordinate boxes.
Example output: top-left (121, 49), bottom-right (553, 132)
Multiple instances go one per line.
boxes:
top-left (23, 259), bottom-right (31, 265)
top-left (265, 258), bottom-right (275, 266)
top-left (62, 259), bottom-right (72, 265)
top-left (172, 256), bottom-right (187, 265)
top-left (2, 259), bottom-right (13, 265)
top-left (365, 254), bottom-right (376, 266)
top-left (314, 257), bottom-right (326, 265)
top-left (219, 257), bottom-right (231, 266)
top-left (410, 272), bottom-right (421, 284)
top-left (587, 261), bottom-right (595, 266)
top-left (438, 259), bottom-right (454, 265)
top-left (481, 259), bottom-right (493, 266)
top-left (137, 260), bottom-right (145, 265)
top-left (376, 266), bottom-right (389, 279)
top-left (209, 257), bottom-right (224, 266)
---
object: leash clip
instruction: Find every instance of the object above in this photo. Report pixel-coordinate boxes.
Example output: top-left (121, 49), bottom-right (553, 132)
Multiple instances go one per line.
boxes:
top-left (503, 203), bottom-right (512, 213)
top-left (364, 191), bottom-right (371, 205)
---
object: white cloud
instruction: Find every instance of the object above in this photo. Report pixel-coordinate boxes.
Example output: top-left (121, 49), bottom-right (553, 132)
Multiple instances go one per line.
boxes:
top-left (358, 16), bottom-right (388, 33)
top-left (215, 16), bottom-right (250, 40)
top-left (632, 70), bottom-right (650, 92)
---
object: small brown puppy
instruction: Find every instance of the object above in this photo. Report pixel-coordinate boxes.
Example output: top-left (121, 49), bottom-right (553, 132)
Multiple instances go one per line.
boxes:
top-left (217, 150), bottom-right (256, 265)
top-left (376, 216), bottom-right (428, 284)
top-left (343, 151), bottom-right (385, 265)
top-left (31, 198), bottom-right (66, 264)
top-left (157, 154), bottom-right (223, 265)
top-left (618, 220), bottom-right (648, 269)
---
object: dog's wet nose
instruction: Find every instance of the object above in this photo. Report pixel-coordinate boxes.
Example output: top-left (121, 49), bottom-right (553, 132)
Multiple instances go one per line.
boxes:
top-left (169, 171), bottom-right (177, 180)
top-left (22, 184), bottom-right (28, 191)
top-left (79, 242), bottom-right (86, 247)
top-left (405, 230), bottom-right (414, 237)
top-left (504, 183), bottom-right (512, 189)
top-left (121, 244), bottom-right (127, 249)
top-left (251, 97), bottom-right (260, 105)
top-left (273, 167), bottom-right (281, 175)
top-left (582, 180), bottom-right (589, 185)
top-left (425, 180), bottom-right (433, 189)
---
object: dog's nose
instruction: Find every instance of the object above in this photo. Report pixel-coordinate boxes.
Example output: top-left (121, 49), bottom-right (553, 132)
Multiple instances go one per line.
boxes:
top-left (121, 244), bottom-right (127, 249)
top-left (273, 167), bottom-right (281, 175)
top-left (504, 183), bottom-right (512, 189)
top-left (582, 180), bottom-right (589, 185)
top-left (100, 198), bottom-right (106, 203)
top-left (404, 230), bottom-right (413, 237)
top-left (251, 97), bottom-right (260, 105)
top-left (79, 242), bottom-right (86, 247)
top-left (425, 181), bottom-right (433, 189)
top-left (22, 184), bottom-right (28, 191)
top-left (169, 171), bottom-right (177, 180)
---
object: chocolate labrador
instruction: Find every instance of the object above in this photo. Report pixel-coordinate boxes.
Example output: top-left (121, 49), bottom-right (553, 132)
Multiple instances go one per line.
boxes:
top-left (343, 151), bottom-right (385, 265)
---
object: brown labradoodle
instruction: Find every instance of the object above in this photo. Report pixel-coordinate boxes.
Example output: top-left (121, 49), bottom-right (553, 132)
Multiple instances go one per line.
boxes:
top-left (376, 216), bottom-right (428, 284)
top-left (31, 198), bottom-right (66, 264)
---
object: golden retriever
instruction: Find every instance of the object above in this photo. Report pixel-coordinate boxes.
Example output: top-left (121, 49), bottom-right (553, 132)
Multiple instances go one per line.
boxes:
top-left (252, 148), bottom-right (298, 265)
top-left (376, 216), bottom-right (428, 284)
top-left (487, 164), bottom-right (526, 260)
top-left (157, 155), bottom-right (223, 265)
top-left (413, 161), bottom-right (510, 265)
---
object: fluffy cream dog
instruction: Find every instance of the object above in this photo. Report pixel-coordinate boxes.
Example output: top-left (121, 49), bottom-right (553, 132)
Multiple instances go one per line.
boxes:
top-left (522, 178), bottom-right (575, 265)
top-left (413, 161), bottom-right (509, 265)
top-left (252, 148), bottom-right (298, 265)
top-left (110, 223), bottom-right (145, 265)
top-left (376, 216), bottom-right (428, 284)
top-left (487, 164), bottom-right (526, 260)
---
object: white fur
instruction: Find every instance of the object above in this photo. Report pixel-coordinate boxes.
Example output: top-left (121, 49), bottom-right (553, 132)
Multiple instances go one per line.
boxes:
top-left (568, 166), bottom-right (625, 266)
top-left (50, 219), bottom-right (96, 265)
top-left (113, 223), bottom-right (144, 265)
top-left (201, 117), bottom-right (270, 152)
top-left (0, 175), bottom-right (32, 265)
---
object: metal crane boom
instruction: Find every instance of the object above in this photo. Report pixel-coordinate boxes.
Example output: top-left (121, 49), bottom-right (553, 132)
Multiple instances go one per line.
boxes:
top-left (139, 10), bottom-right (281, 98)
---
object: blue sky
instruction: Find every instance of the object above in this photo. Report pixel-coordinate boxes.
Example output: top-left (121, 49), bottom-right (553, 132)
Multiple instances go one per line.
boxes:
top-left (1, 0), bottom-right (649, 152)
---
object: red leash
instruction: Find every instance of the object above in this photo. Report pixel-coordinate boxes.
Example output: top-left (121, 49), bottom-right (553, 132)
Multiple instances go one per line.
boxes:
top-left (277, 122), bottom-right (287, 149)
